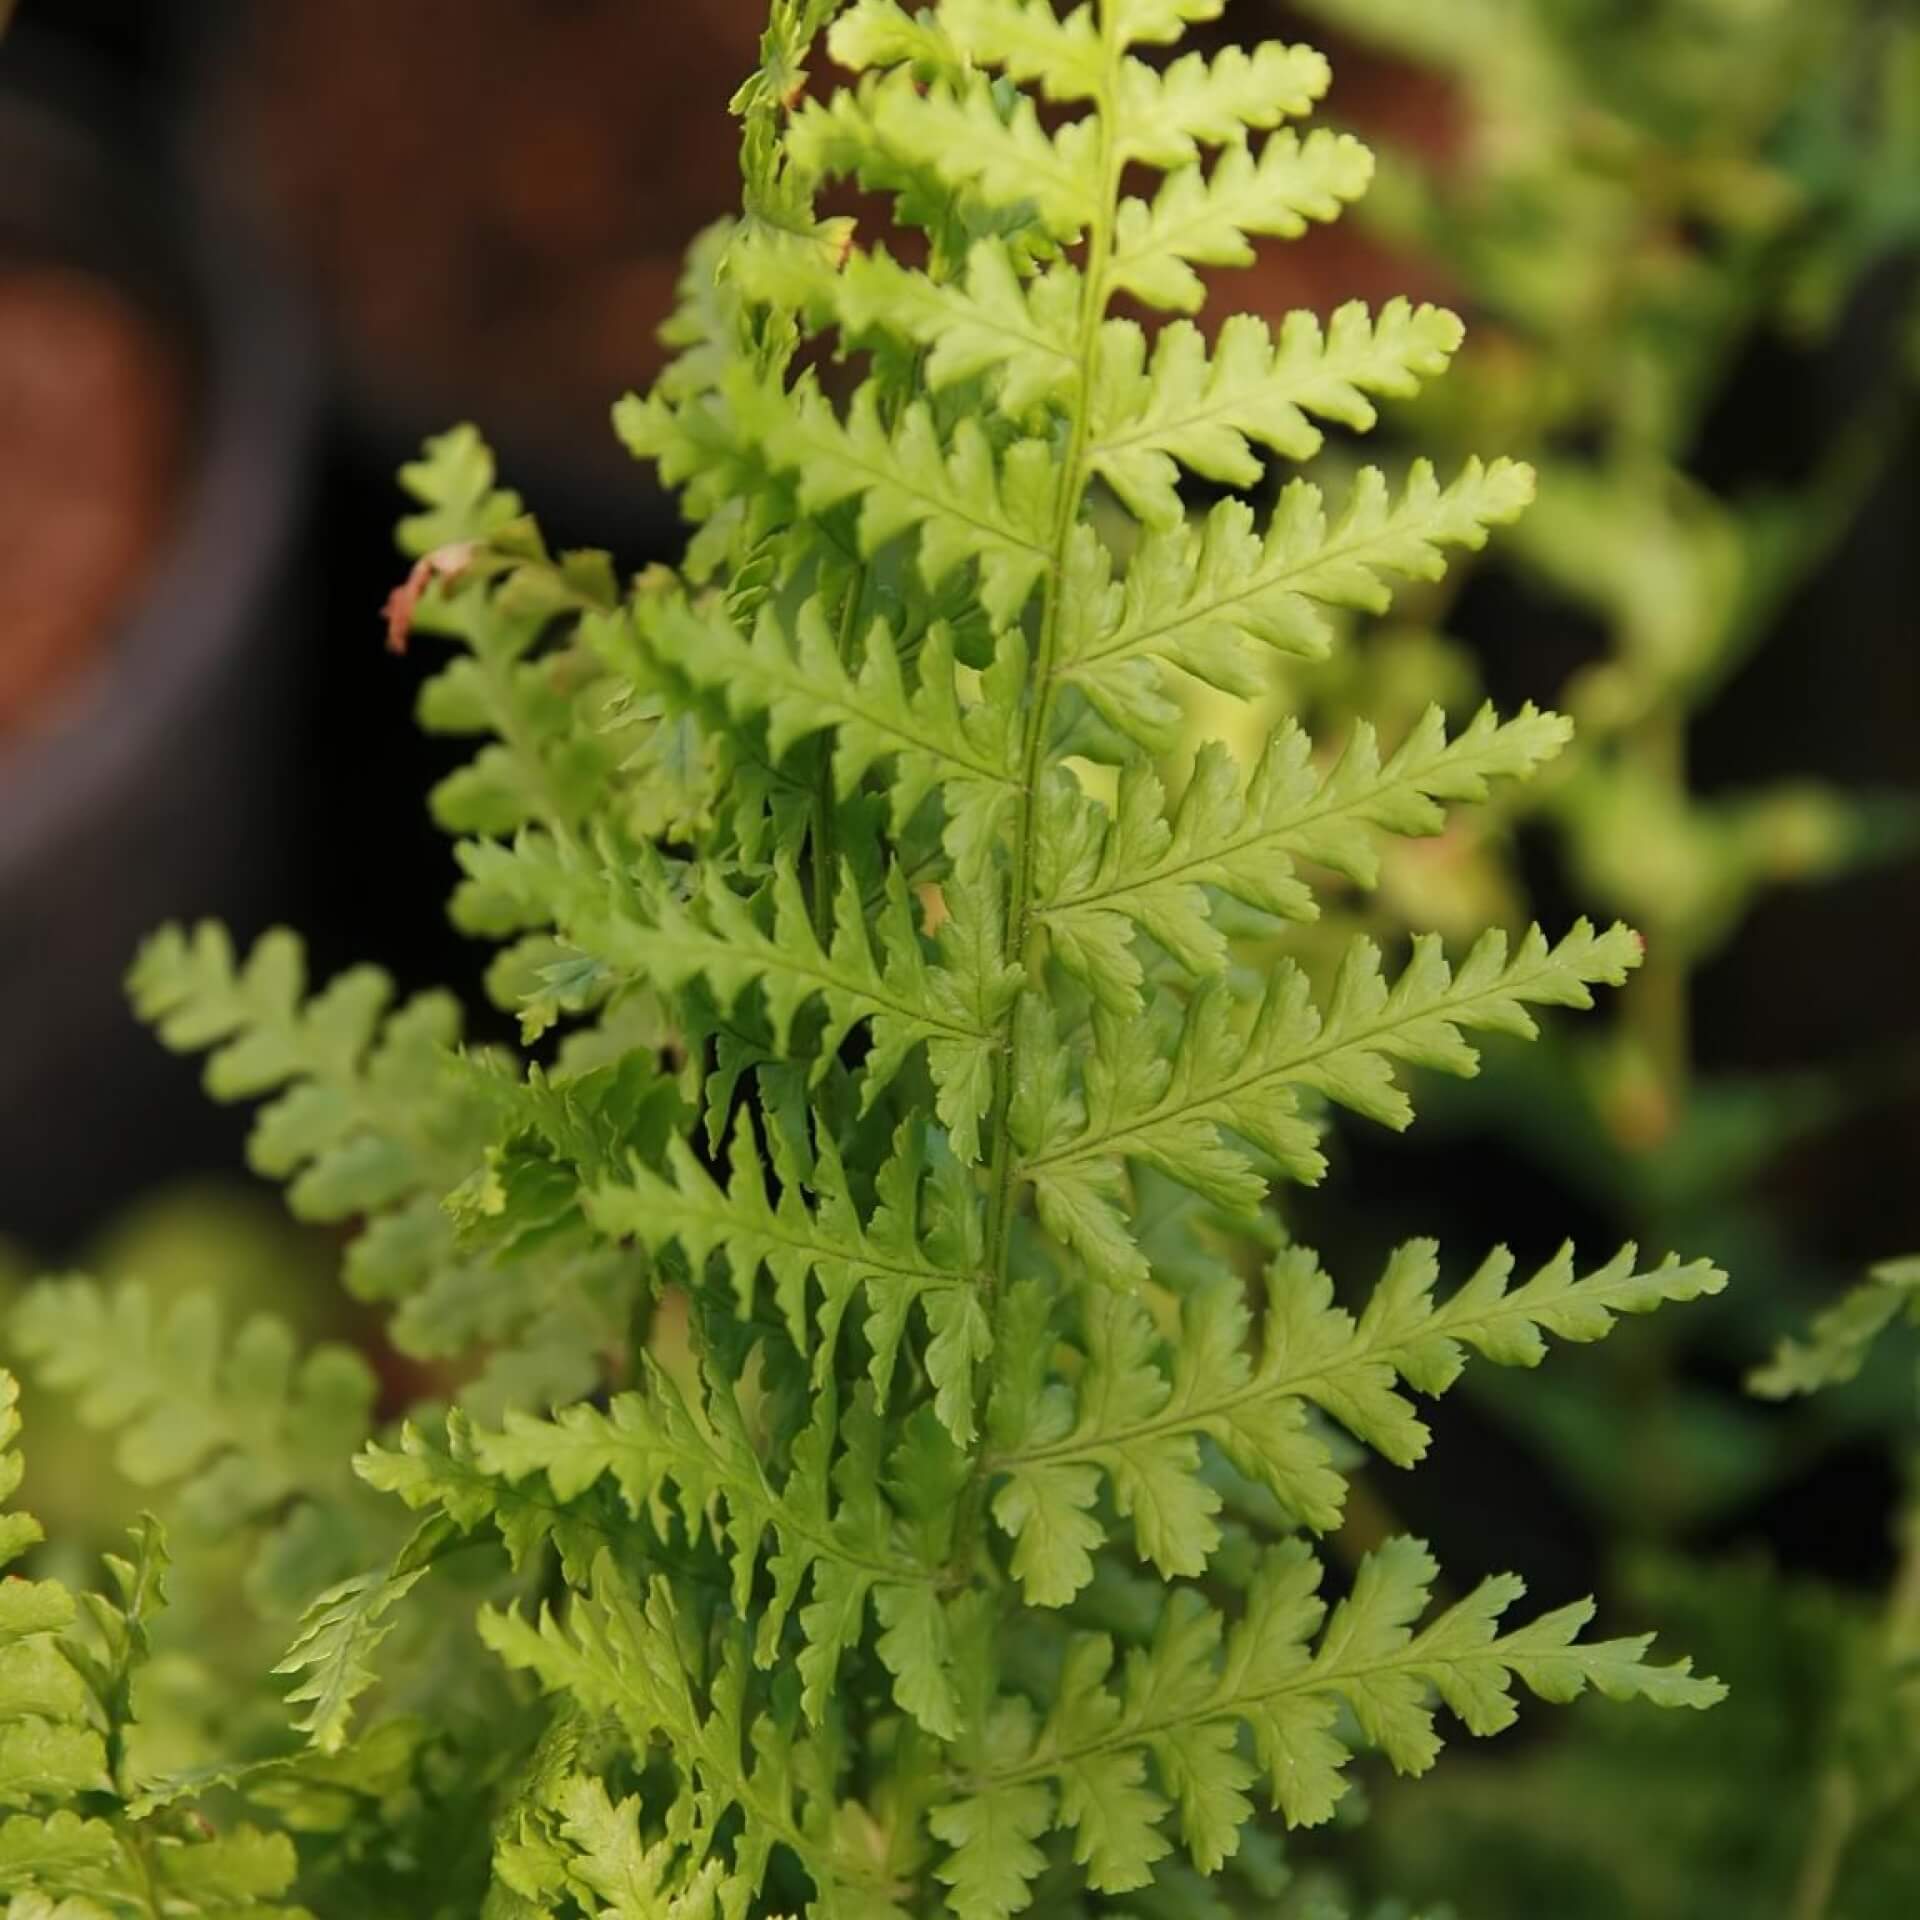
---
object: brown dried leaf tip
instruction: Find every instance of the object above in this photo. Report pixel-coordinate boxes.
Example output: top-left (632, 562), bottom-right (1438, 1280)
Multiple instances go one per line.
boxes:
top-left (383, 541), bottom-right (480, 654)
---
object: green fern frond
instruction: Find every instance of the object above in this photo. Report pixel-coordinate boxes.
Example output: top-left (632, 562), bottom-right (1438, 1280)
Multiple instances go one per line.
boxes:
top-left (395, 427), bottom-right (632, 847)
top-left (508, 1770), bottom-right (739, 1920)
top-left (1749, 1255), bottom-right (1920, 1399)
top-left (1018, 921), bottom-right (1641, 1284)
top-left (932, 1535), bottom-right (1721, 1920)
top-left (1114, 38), bottom-right (1330, 163)
top-left (9, 1278), bottom-right (377, 1610)
top-left (798, 65), bottom-right (1102, 240)
top-left (463, 840), bottom-right (1016, 1156)
top-left (394, 422), bottom-right (524, 555)
top-left (1035, 702), bottom-right (1571, 1009)
top-left (736, 236), bottom-right (1081, 418)
top-left (272, 1516), bottom-right (460, 1755)
top-left (1089, 301), bottom-right (1465, 526)
top-left (588, 1111), bottom-right (991, 1443)
top-left (127, 923), bottom-right (492, 1297)
top-left (481, 1559), bottom-right (911, 1920)
top-left (987, 1241), bottom-right (1727, 1599)
top-left (731, 372), bottom-right (1058, 626)
top-left (1109, 126), bottom-right (1375, 312)
top-left (0, 1374), bottom-right (302, 1913)
top-left (1059, 458), bottom-right (1538, 747)
top-left (358, 1412), bottom-right (617, 1584)
top-left (636, 589), bottom-right (1026, 871)
top-left (16, 6), bottom-right (1743, 1912)
top-left (470, 1366), bottom-right (965, 1736)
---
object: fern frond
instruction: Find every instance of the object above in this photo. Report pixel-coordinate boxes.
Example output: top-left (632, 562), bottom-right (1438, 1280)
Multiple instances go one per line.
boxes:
top-left (829, 0), bottom-right (971, 79)
top-left (940, 0), bottom-right (1107, 98)
top-left (1036, 703), bottom-right (1571, 1009)
top-left (127, 924), bottom-right (492, 1300)
top-left (933, 1536), bottom-right (1722, 1919)
top-left (522, 1772), bottom-right (739, 1920)
top-left (589, 1112), bottom-right (991, 1444)
top-left (739, 239), bottom-right (1082, 415)
top-left (1749, 1256), bottom-right (1920, 1399)
top-left (0, 1374), bottom-right (302, 1912)
top-left (52, 9), bottom-right (1737, 1911)
top-left (636, 590), bottom-right (1026, 872)
top-left (472, 1367), bottom-right (965, 1736)
top-left (988, 1242), bottom-right (1728, 1600)
top-left (395, 428), bottom-right (626, 843)
top-left (1114, 40), bottom-right (1331, 166)
top-left (1108, 0), bottom-right (1233, 47)
top-left (1060, 458), bottom-right (1538, 747)
top-left (1018, 922), bottom-right (1641, 1284)
top-left (482, 1559), bottom-right (911, 1920)
top-left (394, 421), bottom-right (524, 555)
top-left (358, 1412), bottom-right (618, 1589)
top-left (1109, 128), bottom-right (1375, 313)
top-left (9, 1279), bottom-right (377, 1610)
top-left (793, 66), bottom-right (1102, 241)
top-left (273, 1517), bottom-right (459, 1755)
top-left (472, 843), bottom-right (1015, 1158)
top-left (732, 372), bottom-right (1057, 626)
top-left (1089, 301), bottom-right (1465, 526)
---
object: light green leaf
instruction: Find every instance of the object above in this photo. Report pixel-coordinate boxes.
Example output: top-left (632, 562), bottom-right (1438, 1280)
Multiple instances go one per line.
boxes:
top-left (1060, 458), bottom-right (1537, 746)
top-left (1090, 300), bottom-right (1464, 526)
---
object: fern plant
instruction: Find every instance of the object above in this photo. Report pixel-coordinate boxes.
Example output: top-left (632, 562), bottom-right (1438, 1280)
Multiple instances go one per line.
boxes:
top-left (1, 4), bottom-right (1736, 1913)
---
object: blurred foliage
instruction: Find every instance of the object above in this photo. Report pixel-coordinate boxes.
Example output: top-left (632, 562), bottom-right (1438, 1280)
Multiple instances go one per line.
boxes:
top-left (1243, 2), bottom-right (1920, 1911)
top-left (1253, 0), bottom-right (1920, 1534)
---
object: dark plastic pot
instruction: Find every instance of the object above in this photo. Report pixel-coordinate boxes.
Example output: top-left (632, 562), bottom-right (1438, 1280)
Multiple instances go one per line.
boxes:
top-left (0, 53), bottom-right (315, 1250)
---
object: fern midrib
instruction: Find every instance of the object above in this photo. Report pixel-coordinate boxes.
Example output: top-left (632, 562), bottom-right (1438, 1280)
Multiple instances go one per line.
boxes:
top-left (1086, 346), bottom-right (1359, 463)
top-left (1021, 945), bottom-right (1574, 1174)
top-left (944, 14), bottom-right (1127, 1607)
top-left (971, 1611), bottom-right (1568, 1794)
top-left (1040, 731), bottom-right (1517, 915)
top-left (642, 915), bottom-right (992, 1047)
top-left (981, 20), bottom-right (1124, 1291)
top-left (653, 1196), bottom-right (977, 1292)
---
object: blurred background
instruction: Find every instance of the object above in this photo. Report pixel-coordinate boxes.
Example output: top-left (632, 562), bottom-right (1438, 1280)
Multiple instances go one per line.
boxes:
top-left (0, 0), bottom-right (1917, 1909)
